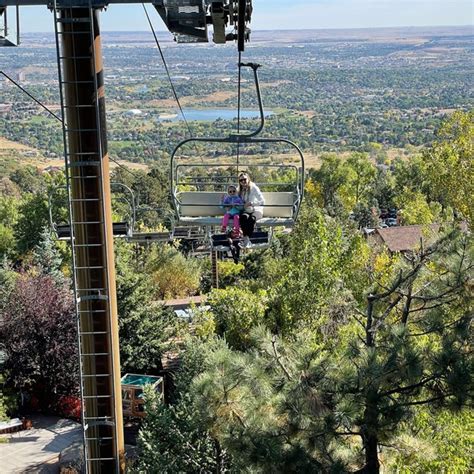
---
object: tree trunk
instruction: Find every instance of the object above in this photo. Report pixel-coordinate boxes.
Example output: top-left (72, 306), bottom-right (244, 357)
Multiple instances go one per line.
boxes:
top-left (360, 399), bottom-right (380, 474)
top-left (364, 433), bottom-right (380, 473)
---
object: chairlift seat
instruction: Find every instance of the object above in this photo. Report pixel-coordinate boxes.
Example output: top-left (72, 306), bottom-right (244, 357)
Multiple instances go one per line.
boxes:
top-left (176, 191), bottom-right (297, 227)
top-left (113, 222), bottom-right (130, 237)
top-left (56, 221), bottom-right (130, 240)
top-left (172, 226), bottom-right (191, 238)
top-left (211, 231), bottom-right (270, 251)
top-left (129, 231), bottom-right (172, 243)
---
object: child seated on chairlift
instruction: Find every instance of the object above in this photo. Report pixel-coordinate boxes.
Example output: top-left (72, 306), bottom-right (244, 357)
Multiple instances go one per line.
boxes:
top-left (221, 184), bottom-right (244, 235)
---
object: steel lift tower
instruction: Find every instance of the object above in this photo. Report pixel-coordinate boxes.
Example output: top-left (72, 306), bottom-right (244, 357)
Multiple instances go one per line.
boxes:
top-left (0, 1), bottom-right (252, 471)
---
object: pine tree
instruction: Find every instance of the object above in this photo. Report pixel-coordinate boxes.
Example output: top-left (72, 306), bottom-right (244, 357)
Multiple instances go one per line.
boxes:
top-left (190, 229), bottom-right (472, 472)
top-left (32, 226), bottom-right (65, 286)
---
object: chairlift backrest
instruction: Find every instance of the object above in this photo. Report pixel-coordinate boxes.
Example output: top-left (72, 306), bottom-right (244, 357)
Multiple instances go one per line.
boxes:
top-left (171, 139), bottom-right (304, 227)
top-left (49, 181), bottom-right (136, 240)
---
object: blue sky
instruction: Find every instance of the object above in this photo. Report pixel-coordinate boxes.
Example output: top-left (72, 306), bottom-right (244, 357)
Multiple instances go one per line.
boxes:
top-left (14, 0), bottom-right (474, 33)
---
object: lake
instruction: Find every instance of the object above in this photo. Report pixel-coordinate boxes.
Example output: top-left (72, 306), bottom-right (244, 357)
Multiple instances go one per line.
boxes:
top-left (157, 108), bottom-right (274, 122)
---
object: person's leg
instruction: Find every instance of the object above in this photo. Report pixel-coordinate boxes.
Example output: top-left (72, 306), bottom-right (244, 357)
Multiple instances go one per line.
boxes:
top-left (240, 212), bottom-right (251, 236)
top-left (245, 214), bottom-right (257, 237)
top-left (233, 214), bottom-right (240, 231)
top-left (222, 213), bottom-right (230, 231)
top-left (234, 243), bottom-right (241, 263)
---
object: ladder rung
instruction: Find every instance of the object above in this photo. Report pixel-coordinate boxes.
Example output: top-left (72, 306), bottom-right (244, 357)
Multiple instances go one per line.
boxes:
top-left (81, 352), bottom-right (110, 357)
top-left (67, 151), bottom-right (98, 156)
top-left (87, 458), bottom-right (116, 462)
top-left (72, 221), bottom-right (103, 225)
top-left (61, 80), bottom-right (95, 85)
top-left (70, 175), bottom-right (100, 179)
top-left (77, 295), bottom-right (108, 302)
top-left (85, 437), bottom-right (114, 441)
top-left (57, 17), bottom-right (92, 24)
top-left (68, 161), bottom-right (101, 167)
top-left (83, 419), bottom-right (116, 428)
top-left (80, 331), bottom-right (108, 335)
top-left (59, 56), bottom-right (92, 60)
top-left (83, 395), bottom-right (113, 399)
top-left (76, 287), bottom-right (107, 292)
top-left (82, 374), bottom-right (110, 378)
top-left (75, 266), bottom-right (105, 270)
top-left (64, 104), bottom-right (95, 109)
top-left (57, 30), bottom-right (91, 35)
top-left (73, 244), bottom-right (103, 248)
top-left (84, 416), bottom-right (114, 421)
top-left (78, 309), bottom-right (106, 313)
top-left (65, 128), bottom-right (99, 133)
top-left (71, 198), bottom-right (101, 202)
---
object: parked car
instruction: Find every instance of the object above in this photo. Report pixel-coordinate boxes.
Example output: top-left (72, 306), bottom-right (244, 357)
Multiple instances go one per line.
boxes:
top-left (385, 218), bottom-right (398, 227)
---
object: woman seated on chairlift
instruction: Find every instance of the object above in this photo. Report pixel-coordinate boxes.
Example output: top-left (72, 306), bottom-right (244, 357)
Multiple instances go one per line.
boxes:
top-left (238, 172), bottom-right (265, 248)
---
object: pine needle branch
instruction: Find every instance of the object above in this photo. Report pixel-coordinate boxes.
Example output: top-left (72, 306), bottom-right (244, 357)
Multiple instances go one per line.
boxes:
top-left (379, 374), bottom-right (440, 397)
top-left (271, 335), bottom-right (292, 381)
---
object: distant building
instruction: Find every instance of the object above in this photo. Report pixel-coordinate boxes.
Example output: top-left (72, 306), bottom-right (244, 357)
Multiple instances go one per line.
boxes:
top-left (0, 103), bottom-right (12, 114)
top-left (43, 166), bottom-right (63, 173)
top-left (125, 109), bottom-right (142, 116)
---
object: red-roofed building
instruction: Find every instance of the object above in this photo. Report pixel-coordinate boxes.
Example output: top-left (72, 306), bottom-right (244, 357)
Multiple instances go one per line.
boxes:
top-left (370, 224), bottom-right (440, 254)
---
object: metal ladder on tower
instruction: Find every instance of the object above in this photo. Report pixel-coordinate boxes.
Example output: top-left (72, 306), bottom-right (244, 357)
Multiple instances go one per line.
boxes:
top-left (53, 2), bottom-right (121, 471)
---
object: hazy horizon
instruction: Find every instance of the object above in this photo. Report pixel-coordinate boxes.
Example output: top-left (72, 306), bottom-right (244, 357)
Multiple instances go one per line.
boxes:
top-left (8, 1), bottom-right (473, 34)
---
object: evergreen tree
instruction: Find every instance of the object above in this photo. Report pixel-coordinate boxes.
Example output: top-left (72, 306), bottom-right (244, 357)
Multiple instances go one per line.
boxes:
top-left (135, 339), bottom-right (232, 473)
top-left (32, 226), bottom-right (65, 286)
top-left (191, 229), bottom-right (472, 473)
top-left (115, 241), bottom-right (182, 373)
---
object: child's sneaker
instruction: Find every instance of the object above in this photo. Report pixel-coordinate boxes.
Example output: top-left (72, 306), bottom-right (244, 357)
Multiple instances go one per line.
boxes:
top-left (239, 236), bottom-right (250, 248)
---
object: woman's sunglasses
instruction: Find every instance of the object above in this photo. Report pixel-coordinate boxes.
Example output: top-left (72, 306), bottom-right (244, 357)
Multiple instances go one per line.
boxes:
top-left (239, 178), bottom-right (248, 183)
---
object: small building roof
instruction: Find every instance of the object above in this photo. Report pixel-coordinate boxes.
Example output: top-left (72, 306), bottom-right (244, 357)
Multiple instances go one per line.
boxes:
top-left (162, 295), bottom-right (207, 310)
top-left (375, 224), bottom-right (439, 253)
top-left (121, 373), bottom-right (162, 386)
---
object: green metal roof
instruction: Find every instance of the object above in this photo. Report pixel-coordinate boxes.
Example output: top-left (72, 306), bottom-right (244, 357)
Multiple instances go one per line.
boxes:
top-left (121, 373), bottom-right (162, 387)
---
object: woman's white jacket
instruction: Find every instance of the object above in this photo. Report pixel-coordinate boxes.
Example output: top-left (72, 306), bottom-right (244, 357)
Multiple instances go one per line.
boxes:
top-left (241, 185), bottom-right (265, 218)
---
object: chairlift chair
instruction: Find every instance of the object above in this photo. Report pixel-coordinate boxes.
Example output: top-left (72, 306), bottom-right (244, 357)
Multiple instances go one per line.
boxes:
top-left (49, 182), bottom-right (135, 240)
top-left (128, 206), bottom-right (206, 244)
top-left (128, 205), bottom-right (175, 244)
top-left (170, 62), bottom-right (305, 251)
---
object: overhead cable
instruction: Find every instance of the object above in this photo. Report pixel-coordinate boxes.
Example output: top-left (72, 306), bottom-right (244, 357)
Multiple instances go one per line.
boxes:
top-left (0, 69), bottom-right (141, 180)
top-left (142, 4), bottom-right (194, 139)
top-left (1, 70), bottom-right (62, 122)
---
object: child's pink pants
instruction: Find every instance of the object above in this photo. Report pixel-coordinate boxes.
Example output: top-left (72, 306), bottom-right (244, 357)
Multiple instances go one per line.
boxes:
top-left (222, 213), bottom-right (240, 230)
